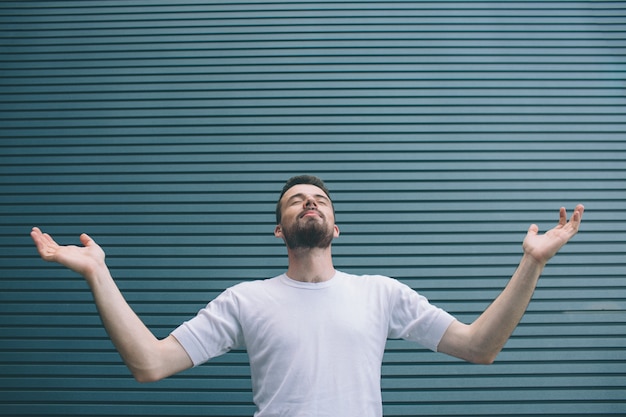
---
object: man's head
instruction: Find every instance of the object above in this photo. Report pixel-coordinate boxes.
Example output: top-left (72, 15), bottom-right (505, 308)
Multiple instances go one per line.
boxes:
top-left (274, 175), bottom-right (338, 249)
top-left (275, 175), bottom-right (333, 224)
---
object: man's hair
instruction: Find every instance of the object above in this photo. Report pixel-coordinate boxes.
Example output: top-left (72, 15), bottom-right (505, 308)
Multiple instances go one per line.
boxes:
top-left (275, 175), bottom-right (333, 224)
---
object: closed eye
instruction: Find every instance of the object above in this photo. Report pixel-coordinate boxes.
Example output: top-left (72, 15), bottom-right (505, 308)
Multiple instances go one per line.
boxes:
top-left (286, 193), bottom-right (330, 206)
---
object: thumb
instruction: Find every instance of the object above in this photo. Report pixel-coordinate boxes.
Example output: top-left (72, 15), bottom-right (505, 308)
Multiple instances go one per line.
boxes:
top-left (79, 233), bottom-right (95, 247)
top-left (527, 224), bottom-right (539, 237)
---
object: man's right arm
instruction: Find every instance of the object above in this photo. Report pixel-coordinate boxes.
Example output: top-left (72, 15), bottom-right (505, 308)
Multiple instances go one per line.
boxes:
top-left (30, 227), bottom-right (193, 382)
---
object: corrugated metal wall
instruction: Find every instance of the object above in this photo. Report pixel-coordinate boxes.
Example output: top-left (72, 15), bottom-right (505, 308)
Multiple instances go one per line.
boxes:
top-left (1, 1), bottom-right (625, 415)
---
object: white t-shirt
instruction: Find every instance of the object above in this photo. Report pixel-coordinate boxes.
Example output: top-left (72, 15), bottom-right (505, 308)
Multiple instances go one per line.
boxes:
top-left (171, 270), bottom-right (456, 417)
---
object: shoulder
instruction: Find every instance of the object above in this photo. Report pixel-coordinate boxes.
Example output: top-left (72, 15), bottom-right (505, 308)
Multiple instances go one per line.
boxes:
top-left (223, 275), bottom-right (283, 299)
top-left (338, 272), bottom-right (429, 306)
top-left (336, 271), bottom-right (410, 295)
top-left (338, 270), bottom-right (403, 286)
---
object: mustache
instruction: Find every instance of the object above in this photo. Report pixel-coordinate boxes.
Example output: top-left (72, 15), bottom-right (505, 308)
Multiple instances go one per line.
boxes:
top-left (299, 208), bottom-right (324, 219)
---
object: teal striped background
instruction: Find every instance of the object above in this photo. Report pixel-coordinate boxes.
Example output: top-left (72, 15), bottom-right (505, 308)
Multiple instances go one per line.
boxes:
top-left (1, 1), bottom-right (625, 415)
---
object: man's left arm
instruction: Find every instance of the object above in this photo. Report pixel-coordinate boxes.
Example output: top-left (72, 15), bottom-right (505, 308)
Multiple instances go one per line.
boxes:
top-left (436, 204), bottom-right (585, 364)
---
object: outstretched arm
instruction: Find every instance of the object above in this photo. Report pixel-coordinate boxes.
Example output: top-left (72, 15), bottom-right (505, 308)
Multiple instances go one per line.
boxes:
top-left (436, 204), bottom-right (585, 364)
top-left (30, 227), bottom-right (193, 382)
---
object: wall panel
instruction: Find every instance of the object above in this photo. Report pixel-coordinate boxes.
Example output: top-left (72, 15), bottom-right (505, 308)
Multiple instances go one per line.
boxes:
top-left (1, 1), bottom-right (625, 415)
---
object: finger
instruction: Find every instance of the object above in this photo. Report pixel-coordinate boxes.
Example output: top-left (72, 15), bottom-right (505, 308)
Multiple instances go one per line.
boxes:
top-left (558, 207), bottom-right (567, 226)
top-left (574, 204), bottom-right (585, 221)
top-left (568, 204), bottom-right (585, 229)
top-left (527, 223), bottom-right (539, 236)
top-left (30, 227), bottom-right (51, 248)
top-left (41, 232), bottom-right (57, 247)
top-left (30, 229), bottom-right (58, 260)
top-left (30, 227), bottom-right (41, 243)
top-left (30, 227), bottom-right (46, 242)
top-left (30, 228), bottom-right (45, 250)
top-left (80, 233), bottom-right (94, 247)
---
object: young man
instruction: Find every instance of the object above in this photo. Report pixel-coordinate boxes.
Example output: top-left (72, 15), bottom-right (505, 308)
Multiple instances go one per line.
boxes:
top-left (30, 175), bottom-right (584, 417)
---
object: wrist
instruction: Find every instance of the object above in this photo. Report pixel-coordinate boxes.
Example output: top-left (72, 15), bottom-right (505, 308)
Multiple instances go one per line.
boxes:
top-left (520, 252), bottom-right (548, 270)
top-left (83, 261), bottom-right (111, 286)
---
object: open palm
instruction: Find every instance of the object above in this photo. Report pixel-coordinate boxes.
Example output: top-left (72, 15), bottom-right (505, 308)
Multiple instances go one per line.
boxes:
top-left (522, 204), bottom-right (585, 264)
top-left (31, 227), bottom-right (106, 277)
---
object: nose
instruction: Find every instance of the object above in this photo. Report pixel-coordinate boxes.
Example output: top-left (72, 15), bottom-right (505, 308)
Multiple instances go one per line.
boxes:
top-left (304, 196), bottom-right (318, 208)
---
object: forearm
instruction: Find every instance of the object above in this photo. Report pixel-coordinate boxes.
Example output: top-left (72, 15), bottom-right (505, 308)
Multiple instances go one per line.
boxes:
top-left (469, 254), bottom-right (545, 362)
top-left (437, 205), bottom-right (583, 364)
top-left (84, 264), bottom-right (164, 380)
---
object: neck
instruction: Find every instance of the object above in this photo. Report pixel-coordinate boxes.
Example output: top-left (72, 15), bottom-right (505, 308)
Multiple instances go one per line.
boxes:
top-left (285, 245), bottom-right (335, 283)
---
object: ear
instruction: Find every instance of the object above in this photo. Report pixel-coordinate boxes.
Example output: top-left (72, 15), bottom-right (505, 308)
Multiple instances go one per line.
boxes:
top-left (274, 224), bottom-right (283, 239)
top-left (333, 224), bottom-right (340, 238)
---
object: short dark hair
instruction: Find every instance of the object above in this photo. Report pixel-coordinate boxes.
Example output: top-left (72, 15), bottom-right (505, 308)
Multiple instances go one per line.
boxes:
top-left (275, 175), bottom-right (333, 224)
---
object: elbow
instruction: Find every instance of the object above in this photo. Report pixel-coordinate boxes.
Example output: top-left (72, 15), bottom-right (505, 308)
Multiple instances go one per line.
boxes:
top-left (466, 329), bottom-right (504, 364)
top-left (438, 321), bottom-right (501, 365)
top-left (130, 367), bottom-right (166, 383)
top-left (441, 343), bottom-right (499, 365)
top-left (126, 336), bottom-right (191, 383)
top-left (133, 372), bottom-right (156, 384)
top-left (458, 337), bottom-right (500, 364)
top-left (469, 352), bottom-right (497, 365)
top-left (465, 345), bottom-right (500, 365)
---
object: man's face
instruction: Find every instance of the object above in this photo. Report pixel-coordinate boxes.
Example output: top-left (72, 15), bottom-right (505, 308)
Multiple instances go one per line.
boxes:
top-left (275, 184), bottom-right (339, 249)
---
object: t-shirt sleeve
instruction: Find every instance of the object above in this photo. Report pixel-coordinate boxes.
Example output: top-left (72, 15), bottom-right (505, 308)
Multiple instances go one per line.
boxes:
top-left (171, 288), bottom-right (244, 367)
top-left (387, 279), bottom-right (456, 352)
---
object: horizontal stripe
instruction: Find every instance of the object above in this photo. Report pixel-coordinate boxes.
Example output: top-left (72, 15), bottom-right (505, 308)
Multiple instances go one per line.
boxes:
top-left (1, 1), bottom-right (624, 416)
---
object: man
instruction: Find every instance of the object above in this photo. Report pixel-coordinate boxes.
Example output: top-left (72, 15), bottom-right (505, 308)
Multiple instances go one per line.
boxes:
top-left (31, 175), bottom-right (585, 417)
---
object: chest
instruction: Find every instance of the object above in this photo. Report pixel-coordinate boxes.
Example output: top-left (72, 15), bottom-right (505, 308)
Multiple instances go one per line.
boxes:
top-left (239, 283), bottom-right (390, 356)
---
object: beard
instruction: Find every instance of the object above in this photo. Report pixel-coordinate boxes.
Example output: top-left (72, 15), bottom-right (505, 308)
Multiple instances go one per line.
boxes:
top-left (281, 213), bottom-right (335, 250)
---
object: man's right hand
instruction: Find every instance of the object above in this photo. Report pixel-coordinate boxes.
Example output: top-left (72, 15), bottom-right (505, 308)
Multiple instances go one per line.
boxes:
top-left (31, 227), bottom-right (106, 278)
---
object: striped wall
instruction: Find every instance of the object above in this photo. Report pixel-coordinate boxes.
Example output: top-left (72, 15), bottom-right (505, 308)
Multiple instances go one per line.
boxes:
top-left (1, 1), bottom-right (625, 416)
